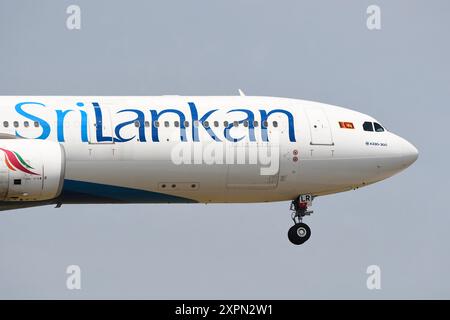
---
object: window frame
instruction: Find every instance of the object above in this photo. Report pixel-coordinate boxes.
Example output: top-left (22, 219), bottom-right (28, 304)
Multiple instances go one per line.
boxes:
top-left (363, 121), bottom-right (374, 132)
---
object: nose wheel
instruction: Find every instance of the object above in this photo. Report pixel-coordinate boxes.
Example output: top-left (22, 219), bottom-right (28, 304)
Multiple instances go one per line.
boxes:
top-left (288, 223), bottom-right (311, 245)
top-left (288, 195), bottom-right (314, 245)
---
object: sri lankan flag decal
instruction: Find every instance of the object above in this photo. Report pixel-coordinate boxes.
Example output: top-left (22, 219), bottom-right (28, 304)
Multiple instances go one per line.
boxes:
top-left (339, 121), bottom-right (355, 129)
top-left (0, 148), bottom-right (39, 175)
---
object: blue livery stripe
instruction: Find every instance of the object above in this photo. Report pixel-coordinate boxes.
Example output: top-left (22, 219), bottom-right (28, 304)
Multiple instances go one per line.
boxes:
top-left (60, 179), bottom-right (197, 204)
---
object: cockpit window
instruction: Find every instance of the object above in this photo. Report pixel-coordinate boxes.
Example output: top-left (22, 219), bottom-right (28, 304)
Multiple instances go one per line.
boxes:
top-left (374, 122), bottom-right (384, 132)
top-left (363, 122), bottom-right (374, 132)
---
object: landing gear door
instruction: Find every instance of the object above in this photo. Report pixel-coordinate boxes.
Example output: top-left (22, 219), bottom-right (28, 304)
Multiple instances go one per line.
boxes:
top-left (305, 107), bottom-right (334, 146)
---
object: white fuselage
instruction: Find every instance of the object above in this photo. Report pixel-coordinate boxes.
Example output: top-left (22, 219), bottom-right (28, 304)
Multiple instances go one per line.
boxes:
top-left (0, 96), bottom-right (418, 204)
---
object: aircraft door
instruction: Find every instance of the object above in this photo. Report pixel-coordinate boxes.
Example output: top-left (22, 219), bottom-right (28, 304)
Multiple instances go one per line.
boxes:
top-left (305, 107), bottom-right (334, 146)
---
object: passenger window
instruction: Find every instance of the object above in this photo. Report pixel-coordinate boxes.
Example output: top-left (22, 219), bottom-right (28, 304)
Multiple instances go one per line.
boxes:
top-left (213, 121), bottom-right (219, 128)
top-left (24, 121), bottom-right (29, 127)
top-left (184, 121), bottom-right (190, 127)
top-left (273, 121), bottom-right (278, 127)
top-left (363, 122), bottom-right (374, 132)
top-left (223, 121), bottom-right (229, 127)
top-left (203, 121), bottom-right (209, 128)
top-left (243, 120), bottom-right (249, 127)
top-left (174, 121), bottom-right (179, 128)
top-left (3, 121), bottom-right (8, 128)
top-left (374, 122), bottom-right (384, 132)
top-left (233, 121), bottom-right (239, 127)
top-left (134, 121), bottom-right (140, 128)
top-left (164, 121), bottom-right (169, 128)
top-left (154, 121), bottom-right (160, 128)
top-left (144, 121), bottom-right (150, 127)
top-left (34, 121), bottom-right (39, 127)
top-left (13, 121), bottom-right (19, 128)
top-left (253, 121), bottom-right (259, 127)
top-left (193, 120), bottom-right (199, 127)
top-left (263, 121), bottom-right (268, 127)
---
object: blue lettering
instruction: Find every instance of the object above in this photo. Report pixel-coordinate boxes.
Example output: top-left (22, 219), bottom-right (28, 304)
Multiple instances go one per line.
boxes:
top-left (55, 109), bottom-right (72, 142)
top-left (92, 102), bottom-right (113, 142)
top-left (259, 109), bottom-right (296, 142)
top-left (15, 102), bottom-right (51, 139)
top-left (225, 109), bottom-right (256, 142)
top-left (150, 108), bottom-right (187, 142)
top-left (77, 102), bottom-right (89, 142)
top-left (189, 102), bottom-right (219, 141)
top-left (114, 109), bottom-right (146, 142)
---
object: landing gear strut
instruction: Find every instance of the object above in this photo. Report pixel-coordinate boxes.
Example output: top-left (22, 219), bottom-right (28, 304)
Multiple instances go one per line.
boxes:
top-left (288, 195), bottom-right (314, 245)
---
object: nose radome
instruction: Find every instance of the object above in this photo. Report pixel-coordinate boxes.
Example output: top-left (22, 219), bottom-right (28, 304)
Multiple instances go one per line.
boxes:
top-left (401, 138), bottom-right (419, 168)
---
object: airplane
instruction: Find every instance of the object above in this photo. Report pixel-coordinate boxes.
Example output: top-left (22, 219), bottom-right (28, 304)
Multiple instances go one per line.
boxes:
top-left (0, 94), bottom-right (418, 245)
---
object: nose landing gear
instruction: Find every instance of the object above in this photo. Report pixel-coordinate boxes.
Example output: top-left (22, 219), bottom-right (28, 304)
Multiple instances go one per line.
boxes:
top-left (288, 195), bottom-right (314, 245)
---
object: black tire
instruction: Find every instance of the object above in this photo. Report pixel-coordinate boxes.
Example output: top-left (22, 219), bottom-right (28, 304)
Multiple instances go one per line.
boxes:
top-left (288, 223), bottom-right (311, 245)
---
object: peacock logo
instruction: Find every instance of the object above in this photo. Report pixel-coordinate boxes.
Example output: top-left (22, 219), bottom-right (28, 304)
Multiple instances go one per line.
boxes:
top-left (0, 148), bottom-right (39, 175)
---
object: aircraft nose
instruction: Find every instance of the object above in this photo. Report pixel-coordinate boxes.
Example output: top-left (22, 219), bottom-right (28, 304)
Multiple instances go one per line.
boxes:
top-left (400, 138), bottom-right (419, 168)
top-left (369, 134), bottom-right (418, 182)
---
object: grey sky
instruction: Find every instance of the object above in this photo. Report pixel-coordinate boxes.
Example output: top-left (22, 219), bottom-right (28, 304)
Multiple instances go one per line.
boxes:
top-left (0, 0), bottom-right (448, 299)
